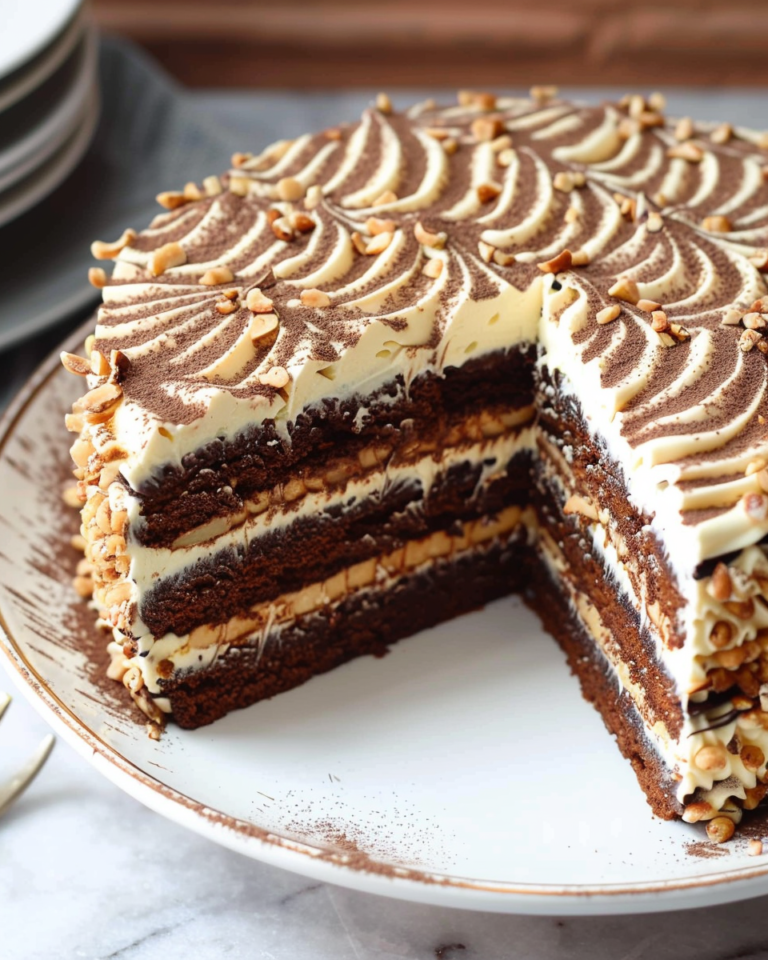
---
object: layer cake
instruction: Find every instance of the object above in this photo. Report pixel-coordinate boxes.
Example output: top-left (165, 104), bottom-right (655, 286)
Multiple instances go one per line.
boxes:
top-left (62, 89), bottom-right (768, 839)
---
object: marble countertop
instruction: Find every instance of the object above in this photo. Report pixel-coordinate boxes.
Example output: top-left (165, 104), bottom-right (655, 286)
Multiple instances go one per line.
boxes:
top-left (4, 80), bottom-right (768, 959)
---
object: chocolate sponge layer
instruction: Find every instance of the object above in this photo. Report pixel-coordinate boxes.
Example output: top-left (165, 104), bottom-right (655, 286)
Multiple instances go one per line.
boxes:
top-left (133, 345), bottom-right (537, 548)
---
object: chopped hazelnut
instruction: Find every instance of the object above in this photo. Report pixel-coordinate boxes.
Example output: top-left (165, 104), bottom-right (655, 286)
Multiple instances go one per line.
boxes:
top-left (91, 228), bottom-right (137, 261)
top-left (199, 266), bottom-right (234, 286)
top-left (637, 298), bottom-right (662, 312)
top-left (366, 216), bottom-right (397, 236)
top-left (538, 250), bottom-right (573, 274)
top-left (304, 185), bottom-right (323, 210)
top-left (706, 816), bottom-right (735, 844)
top-left (88, 267), bottom-right (107, 289)
top-left (271, 217), bottom-right (295, 241)
top-left (300, 288), bottom-right (331, 308)
top-left (414, 221), bottom-right (447, 249)
top-left (744, 492), bottom-right (768, 522)
top-left (741, 744), bottom-right (766, 772)
top-left (477, 182), bottom-right (502, 204)
top-left (149, 242), bottom-right (186, 276)
top-left (694, 743), bottom-right (728, 771)
top-left (228, 176), bottom-right (251, 197)
top-left (745, 313), bottom-right (768, 330)
top-left (710, 562), bottom-right (733, 601)
top-left (90, 350), bottom-right (110, 376)
top-left (78, 382), bottom-right (123, 417)
top-left (422, 259), bottom-right (444, 278)
top-left (530, 85), bottom-right (558, 103)
top-left (596, 304), bottom-right (621, 325)
top-left (711, 123), bottom-right (733, 145)
top-left (249, 313), bottom-right (279, 342)
top-left (276, 177), bottom-right (304, 202)
top-left (646, 212), bottom-right (664, 233)
top-left (365, 231), bottom-right (394, 255)
top-left (471, 116), bottom-right (504, 142)
top-left (246, 289), bottom-right (274, 313)
top-left (60, 352), bottom-right (91, 377)
top-left (667, 142), bottom-right (704, 163)
top-left (258, 366), bottom-right (290, 389)
top-left (497, 148), bottom-right (515, 168)
top-left (442, 137), bottom-right (459, 156)
top-left (203, 175), bottom-right (222, 196)
top-left (722, 308), bottom-right (744, 326)
top-left (682, 801), bottom-right (714, 823)
top-left (156, 191), bottom-right (187, 210)
top-left (710, 621), bottom-right (734, 649)
top-left (291, 213), bottom-right (316, 233)
top-left (608, 277), bottom-right (640, 305)
top-left (478, 241), bottom-right (494, 263)
top-left (740, 329), bottom-right (763, 352)
top-left (701, 215), bottom-right (732, 233)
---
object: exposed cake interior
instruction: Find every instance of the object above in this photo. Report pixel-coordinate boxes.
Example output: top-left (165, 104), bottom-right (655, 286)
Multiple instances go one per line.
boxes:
top-left (63, 90), bottom-right (768, 836)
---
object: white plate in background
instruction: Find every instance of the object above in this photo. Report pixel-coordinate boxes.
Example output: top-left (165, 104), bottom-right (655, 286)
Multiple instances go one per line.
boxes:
top-left (0, 4), bottom-right (86, 115)
top-left (0, 0), bottom-right (82, 82)
top-left (2, 332), bottom-right (768, 917)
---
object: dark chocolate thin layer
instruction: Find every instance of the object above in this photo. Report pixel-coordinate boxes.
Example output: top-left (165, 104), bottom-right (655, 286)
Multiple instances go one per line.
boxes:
top-left (141, 451), bottom-right (533, 637)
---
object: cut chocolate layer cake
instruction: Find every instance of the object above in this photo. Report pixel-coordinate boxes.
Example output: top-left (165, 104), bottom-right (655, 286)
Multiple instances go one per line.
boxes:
top-left (62, 88), bottom-right (768, 838)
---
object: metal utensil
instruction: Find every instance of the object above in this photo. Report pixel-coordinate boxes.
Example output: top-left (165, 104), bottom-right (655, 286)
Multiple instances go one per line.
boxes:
top-left (0, 692), bottom-right (54, 817)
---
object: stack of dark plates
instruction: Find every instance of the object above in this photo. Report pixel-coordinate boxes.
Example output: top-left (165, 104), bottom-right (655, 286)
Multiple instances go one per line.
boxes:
top-left (0, 0), bottom-right (96, 228)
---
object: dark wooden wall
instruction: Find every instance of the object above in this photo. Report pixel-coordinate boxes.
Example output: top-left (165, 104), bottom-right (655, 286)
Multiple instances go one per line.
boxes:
top-left (94, 0), bottom-right (768, 88)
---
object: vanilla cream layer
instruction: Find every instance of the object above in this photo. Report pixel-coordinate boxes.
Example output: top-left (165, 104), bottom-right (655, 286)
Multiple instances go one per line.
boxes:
top-left (124, 427), bottom-right (536, 611)
top-left (107, 505), bottom-right (533, 711)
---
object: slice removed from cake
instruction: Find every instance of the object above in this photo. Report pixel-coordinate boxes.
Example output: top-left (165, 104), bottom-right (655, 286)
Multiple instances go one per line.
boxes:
top-left (62, 89), bottom-right (768, 837)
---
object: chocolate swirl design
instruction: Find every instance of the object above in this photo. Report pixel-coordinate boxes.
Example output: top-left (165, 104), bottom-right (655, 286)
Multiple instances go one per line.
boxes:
top-left (92, 94), bottom-right (768, 547)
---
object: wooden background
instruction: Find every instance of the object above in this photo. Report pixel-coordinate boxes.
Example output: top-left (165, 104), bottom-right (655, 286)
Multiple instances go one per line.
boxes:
top-left (93, 0), bottom-right (768, 89)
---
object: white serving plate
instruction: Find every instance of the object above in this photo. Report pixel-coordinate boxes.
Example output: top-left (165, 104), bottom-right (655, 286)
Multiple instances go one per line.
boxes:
top-left (0, 4), bottom-right (86, 115)
top-left (2, 328), bottom-right (768, 916)
top-left (0, 0), bottom-right (82, 83)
